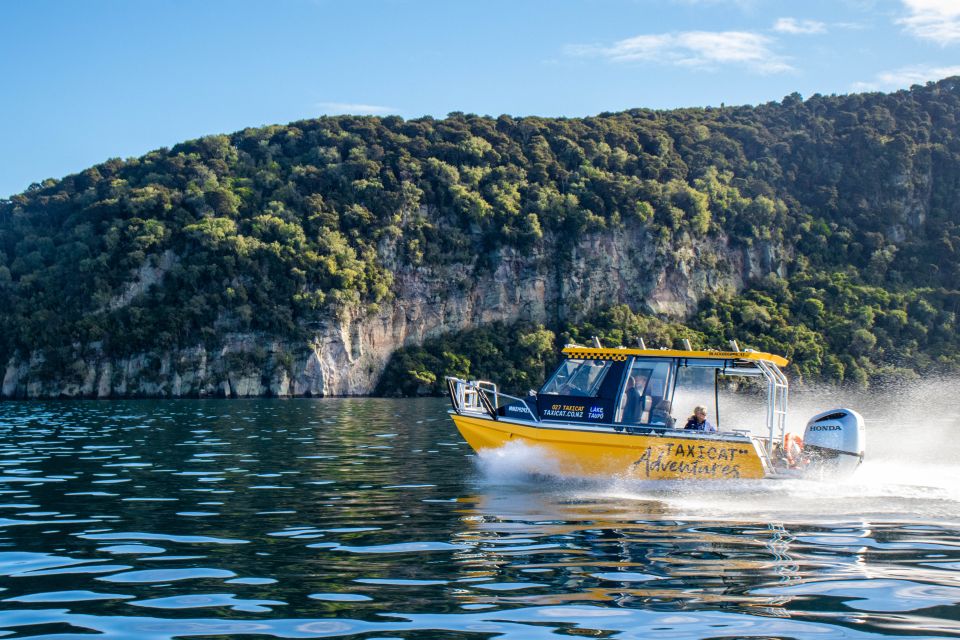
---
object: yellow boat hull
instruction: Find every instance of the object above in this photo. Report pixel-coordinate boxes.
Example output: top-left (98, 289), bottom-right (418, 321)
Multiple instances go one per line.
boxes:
top-left (452, 413), bottom-right (767, 480)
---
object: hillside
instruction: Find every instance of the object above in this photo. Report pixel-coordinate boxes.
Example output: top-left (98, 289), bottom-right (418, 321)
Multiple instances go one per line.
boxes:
top-left (1, 80), bottom-right (959, 398)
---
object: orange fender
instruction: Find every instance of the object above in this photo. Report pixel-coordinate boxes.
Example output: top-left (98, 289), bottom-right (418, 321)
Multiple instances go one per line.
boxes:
top-left (783, 432), bottom-right (805, 468)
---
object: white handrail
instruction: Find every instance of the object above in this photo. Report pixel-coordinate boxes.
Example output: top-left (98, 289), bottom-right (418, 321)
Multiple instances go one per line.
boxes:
top-left (445, 377), bottom-right (539, 423)
top-left (754, 360), bottom-right (788, 453)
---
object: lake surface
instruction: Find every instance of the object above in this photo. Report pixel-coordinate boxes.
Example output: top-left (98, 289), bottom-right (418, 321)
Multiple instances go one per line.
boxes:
top-left (0, 387), bottom-right (959, 639)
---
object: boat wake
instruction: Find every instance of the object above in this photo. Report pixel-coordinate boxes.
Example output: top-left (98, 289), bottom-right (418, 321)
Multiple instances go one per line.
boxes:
top-left (474, 440), bottom-right (564, 483)
top-left (472, 377), bottom-right (960, 524)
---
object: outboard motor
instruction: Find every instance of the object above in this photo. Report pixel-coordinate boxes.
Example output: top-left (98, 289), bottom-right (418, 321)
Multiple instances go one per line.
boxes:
top-left (802, 408), bottom-right (865, 475)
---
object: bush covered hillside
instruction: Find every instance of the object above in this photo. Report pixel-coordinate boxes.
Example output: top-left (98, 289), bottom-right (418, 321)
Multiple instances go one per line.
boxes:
top-left (1, 79), bottom-right (959, 396)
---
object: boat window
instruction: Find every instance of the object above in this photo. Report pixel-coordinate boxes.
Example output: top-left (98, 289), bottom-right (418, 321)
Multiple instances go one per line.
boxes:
top-left (616, 360), bottom-right (673, 426)
top-left (673, 365), bottom-right (716, 429)
top-left (541, 359), bottom-right (612, 397)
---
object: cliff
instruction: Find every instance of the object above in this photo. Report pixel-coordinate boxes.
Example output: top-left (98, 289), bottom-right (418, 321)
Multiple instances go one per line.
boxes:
top-left (2, 220), bottom-right (779, 398)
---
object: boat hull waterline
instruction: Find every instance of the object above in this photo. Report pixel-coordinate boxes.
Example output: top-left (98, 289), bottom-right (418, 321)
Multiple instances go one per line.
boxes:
top-left (452, 413), bottom-right (767, 480)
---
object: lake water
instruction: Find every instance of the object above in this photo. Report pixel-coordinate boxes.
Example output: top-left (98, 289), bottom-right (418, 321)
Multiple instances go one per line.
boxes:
top-left (0, 383), bottom-right (959, 639)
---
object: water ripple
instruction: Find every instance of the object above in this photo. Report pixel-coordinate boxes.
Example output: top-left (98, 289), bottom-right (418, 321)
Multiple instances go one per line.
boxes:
top-left (97, 568), bottom-right (237, 584)
top-left (0, 397), bottom-right (958, 638)
top-left (79, 531), bottom-right (249, 545)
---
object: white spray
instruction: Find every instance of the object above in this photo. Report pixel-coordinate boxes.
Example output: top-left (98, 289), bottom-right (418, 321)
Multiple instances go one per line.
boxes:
top-left (472, 377), bottom-right (960, 523)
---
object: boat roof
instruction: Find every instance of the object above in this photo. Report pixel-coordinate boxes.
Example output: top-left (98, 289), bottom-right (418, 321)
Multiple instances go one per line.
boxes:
top-left (561, 346), bottom-right (789, 368)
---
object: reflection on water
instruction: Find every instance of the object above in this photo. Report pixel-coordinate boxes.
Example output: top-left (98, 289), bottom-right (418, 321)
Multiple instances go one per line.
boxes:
top-left (0, 386), bottom-right (958, 638)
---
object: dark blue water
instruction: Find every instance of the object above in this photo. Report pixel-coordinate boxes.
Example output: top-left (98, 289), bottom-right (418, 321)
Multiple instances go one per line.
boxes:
top-left (0, 397), bottom-right (958, 639)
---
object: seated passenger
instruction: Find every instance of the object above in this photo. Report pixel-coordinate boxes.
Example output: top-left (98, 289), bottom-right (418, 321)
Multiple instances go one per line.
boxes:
top-left (684, 406), bottom-right (716, 432)
top-left (621, 377), bottom-right (639, 423)
top-left (649, 399), bottom-right (675, 428)
top-left (621, 375), bottom-right (647, 423)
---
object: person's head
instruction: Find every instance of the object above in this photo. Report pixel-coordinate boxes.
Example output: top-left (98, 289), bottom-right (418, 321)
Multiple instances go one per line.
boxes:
top-left (693, 405), bottom-right (707, 421)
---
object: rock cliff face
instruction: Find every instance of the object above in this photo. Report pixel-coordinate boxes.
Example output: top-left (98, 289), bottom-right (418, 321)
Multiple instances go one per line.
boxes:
top-left (0, 223), bottom-right (780, 399)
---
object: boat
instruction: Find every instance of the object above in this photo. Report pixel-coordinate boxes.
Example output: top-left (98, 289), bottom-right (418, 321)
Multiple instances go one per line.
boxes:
top-left (446, 342), bottom-right (865, 480)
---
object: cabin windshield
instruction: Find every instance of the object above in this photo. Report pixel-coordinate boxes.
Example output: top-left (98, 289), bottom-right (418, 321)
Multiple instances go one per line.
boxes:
top-left (615, 359), bottom-right (673, 426)
top-left (541, 359), bottom-right (612, 397)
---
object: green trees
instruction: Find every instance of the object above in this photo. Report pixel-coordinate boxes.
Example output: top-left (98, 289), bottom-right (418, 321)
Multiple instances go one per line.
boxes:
top-left (375, 322), bottom-right (558, 396)
top-left (1, 79), bottom-right (959, 393)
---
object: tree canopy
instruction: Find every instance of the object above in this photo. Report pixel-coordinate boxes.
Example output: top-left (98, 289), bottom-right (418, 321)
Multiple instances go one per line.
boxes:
top-left (2, 78), bottom-right (959, 393)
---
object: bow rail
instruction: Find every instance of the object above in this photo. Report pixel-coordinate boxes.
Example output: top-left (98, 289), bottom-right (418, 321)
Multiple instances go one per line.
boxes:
top-left (445, 377), bottom-right (540, 423)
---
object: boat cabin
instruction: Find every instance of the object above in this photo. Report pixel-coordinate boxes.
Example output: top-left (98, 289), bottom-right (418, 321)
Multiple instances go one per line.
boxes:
top-left (498, 345), bottom-right (789, 445)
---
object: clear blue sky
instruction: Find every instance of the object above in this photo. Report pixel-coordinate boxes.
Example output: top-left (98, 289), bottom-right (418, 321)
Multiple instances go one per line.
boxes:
top-left (2, 0), bottom-right (959, 198)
